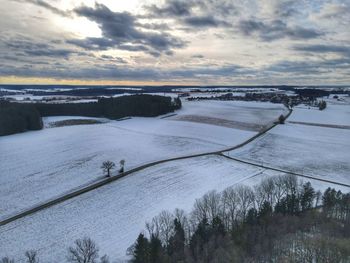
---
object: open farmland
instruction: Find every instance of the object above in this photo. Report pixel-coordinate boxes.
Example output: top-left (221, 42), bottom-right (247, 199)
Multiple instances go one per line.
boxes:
top-left (0, 96), bottom-right (349, 262)
top-left (225, 100), bottom-right (350, 185)
top-left (1, 153), bottom-right (347, 262)
top-left (288, 102), bottom-right (350, 127)
top-left (0, 155), bottom-right (299, 262)
top-left (0, 100), bottom-right (285, 220)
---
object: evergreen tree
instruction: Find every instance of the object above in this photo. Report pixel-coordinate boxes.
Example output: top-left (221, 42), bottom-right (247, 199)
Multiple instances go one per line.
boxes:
top-left (132, 234), bottom-right (150, 263)
top-left (168, 219), bottom-right (185, 261)
top-left (300, 182), bottom-right (315, 211)
top-left (258, 201), bottom-right (272, 219)
top-left (149, 235), bottom-right (165, 263)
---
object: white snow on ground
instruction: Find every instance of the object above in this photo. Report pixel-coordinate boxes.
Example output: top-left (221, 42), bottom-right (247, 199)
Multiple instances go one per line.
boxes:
top-left (289, 103), bottom-right (350, 126)
top-left (176, 100), bottom-right (287, 128)
top-left (225, 122), bottom-right (350, 185)
top-left (0, 121), bottom-right (250, 220)
top-left (0, 101), bottom-right (285, 220)
top-left (0, 155), bottom-right (275, 262)
top-left (0, 99), bottom-right (348, 262)
top-left (226, 100), bottom-right (350, 184)
top-left (0, 155), bottom-right (346, 263)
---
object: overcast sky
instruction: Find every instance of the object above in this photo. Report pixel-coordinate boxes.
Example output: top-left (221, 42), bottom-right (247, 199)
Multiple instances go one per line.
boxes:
top-left (0, 0), bottom-right (349, 85)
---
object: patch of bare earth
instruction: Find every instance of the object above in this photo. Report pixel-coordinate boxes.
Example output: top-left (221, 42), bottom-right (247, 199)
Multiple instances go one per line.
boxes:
top-left (172, 115), bottom-right (266, 131)
top-left (49, 119), bottom-right (103, 128)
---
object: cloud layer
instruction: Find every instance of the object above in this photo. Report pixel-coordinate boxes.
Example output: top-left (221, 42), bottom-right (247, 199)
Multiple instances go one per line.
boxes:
top-left (0, 0), bottom-right (349, 84)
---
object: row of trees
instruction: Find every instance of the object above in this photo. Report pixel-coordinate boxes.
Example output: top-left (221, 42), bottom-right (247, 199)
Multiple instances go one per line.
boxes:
top-left (35, 95), bottom-right (182, 119)
top-left (1, 237), bottom-right (108, 263)
top-left (129, 175), bottom-right (350, 262)
top-left (2, 176), bottom-right (348, 262)
top-left (0, 101), bottom-right (43, 136)
top-left (1, 95), bottom-right (182, 136)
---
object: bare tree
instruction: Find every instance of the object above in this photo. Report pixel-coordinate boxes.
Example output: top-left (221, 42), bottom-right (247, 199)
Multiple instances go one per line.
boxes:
top-left (67, 237), bottom-right (99, 263)
top-left (192, 190), bottom-right (222, 224)
top-left (101, 161), bottom-right (115, 177)
top-left (119, 159), bottom-right (125, 173)
top-left (0, 257), bottom-right (14, 263)
top-left (100, 255), bottom-right (109, 263)
top-left (222, 187), bottom-right (239, 230)
top-left (146, 210), bottom-right (179, 248)
top-left (25, 250), bottom-right (39, 263)
top-left (235, 185), bottom-right (255, 220)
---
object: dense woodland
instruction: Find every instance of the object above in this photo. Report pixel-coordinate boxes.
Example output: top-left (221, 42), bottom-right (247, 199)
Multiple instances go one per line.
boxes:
top-left (2, 176), bottom-right (349, 263)
top-left (128, 175), bottom-right (350, 263)
top-left (0, 95), bottom-right (181, 136)
top-left (0, 101), bottom-right (43, 136)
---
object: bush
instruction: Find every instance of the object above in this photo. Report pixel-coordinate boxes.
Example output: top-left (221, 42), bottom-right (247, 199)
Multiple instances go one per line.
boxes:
top-left (318, 100), bottom-right (327, 110)
top-left (278, 114), bottom-right (285, 124)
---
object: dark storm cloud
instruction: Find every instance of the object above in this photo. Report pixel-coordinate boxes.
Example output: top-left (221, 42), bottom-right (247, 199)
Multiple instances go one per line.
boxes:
top-left (184, 16), bottom-right (230, 28)
top-left (293, 44), bottom-right (350, 57)
top-left (266, 57), bottom-right (350, 75)
top-left (145, 0), bottom-right (193, 17)
top-left (70, 3), bottom-right (185, 56)
top-left (5, 38), bottom-right (83, 58)
top-left (66, 38), bottom-right (115, 51)
top-left (144, 0), bottom-right (233, 29)
top-left (192, 54), bottom-right (204, 58)
top-left (136, 22), bottom-right (171, 31)
top-left (99, 55), bottom-right (127, 64)
top-left (238, 19), bottom-right (323, 41)
top-left (0, 61), bottom-right (253, 81)
top-left (10, 0), bottom-right (70, 17)
top-left (272, 1), bottom-right (300, 18)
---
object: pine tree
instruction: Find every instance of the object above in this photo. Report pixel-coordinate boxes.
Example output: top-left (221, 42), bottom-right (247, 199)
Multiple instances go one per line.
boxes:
top-left (168, 219), bottom-right (185, 261)
top-left (300, 182), bottom-right (315, 211)
top-left (132, 234), bottom-right (150, 263)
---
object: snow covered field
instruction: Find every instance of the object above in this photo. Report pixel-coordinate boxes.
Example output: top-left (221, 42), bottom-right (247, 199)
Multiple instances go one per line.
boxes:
top-left (0, 155), bottom-right (281, 262)
top-left (226, 103), bottom-right (350, 185)
top-left (0, 100), bottom-right (284, 220)
top-left (289, 103), bottom-right (350, 126)
top-left (1, 97), bottom-right (349, 262)
top-left (0, 154), bottom-right (346, 262)
top-left (176, 100), bottom-right (287, 131)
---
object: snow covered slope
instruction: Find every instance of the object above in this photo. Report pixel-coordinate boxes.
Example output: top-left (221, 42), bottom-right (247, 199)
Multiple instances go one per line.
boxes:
top-left (0, 101), bottom-right (285, 220)
top-left (0, 155), bottom-right (277, 262)
top-left (226, 100), bottom-right (350, 185)
top-left (289, 103), bottom-right (350, 126)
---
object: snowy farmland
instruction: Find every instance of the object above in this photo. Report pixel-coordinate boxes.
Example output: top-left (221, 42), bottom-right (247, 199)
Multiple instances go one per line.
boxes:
top-left (0, 154), bottom-right (347, 262)
top-left (289, 103), bottom-right (350, 127)
top-left (225, 100), bottom-right (350, 185)
top-left (0, 155), bottom-right (292, 262)
top-left (0, 97), bottom-right (349, 262)
top-left (0, 100), bottom-right (285, 220)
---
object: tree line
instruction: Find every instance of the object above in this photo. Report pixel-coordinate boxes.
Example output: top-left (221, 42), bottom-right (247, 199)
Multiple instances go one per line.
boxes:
top-left (0, 95), bottom-right (182, 136)
top-left (129, 175), bottom-right (350, 263)
top-left (2, 176), bottom-right (348, 262)
top-left (0, 101), bottom-right (43, 136)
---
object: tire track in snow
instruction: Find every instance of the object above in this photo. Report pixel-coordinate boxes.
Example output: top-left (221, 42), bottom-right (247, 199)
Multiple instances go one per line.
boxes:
top-left (218, 153), bottom-right (350, 188)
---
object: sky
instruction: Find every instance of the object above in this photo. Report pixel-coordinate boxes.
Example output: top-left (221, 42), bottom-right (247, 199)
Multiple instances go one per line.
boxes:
top-left (0, 0), bottom-right (349, 85)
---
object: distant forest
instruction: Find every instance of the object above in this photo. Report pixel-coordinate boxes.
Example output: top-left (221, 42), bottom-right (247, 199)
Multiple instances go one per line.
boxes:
top-left (0, 95), bottom-right (182, 136)
top-left (0, 101), bottom-right (43, 136)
